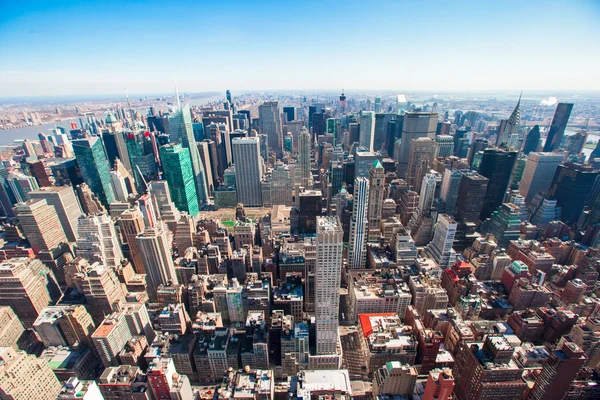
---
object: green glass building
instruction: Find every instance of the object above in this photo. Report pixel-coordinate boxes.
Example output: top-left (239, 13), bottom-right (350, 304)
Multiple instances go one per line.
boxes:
top-left (159, 143), bottom-right (199, 216)
top-left (72, 136), bottom-right (116, 206)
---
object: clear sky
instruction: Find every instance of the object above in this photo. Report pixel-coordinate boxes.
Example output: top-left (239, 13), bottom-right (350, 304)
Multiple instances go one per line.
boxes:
top-left (1, 0), bottom-right (599, 97)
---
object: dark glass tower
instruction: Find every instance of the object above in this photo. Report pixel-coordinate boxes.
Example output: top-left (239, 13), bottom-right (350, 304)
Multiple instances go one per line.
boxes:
top-left (543, 103), bottom-right (573, 152)
top-left (522, 125), bottom-right (540, 155)
top-left (478, 148), bottom-right (518, 220)
top-left (547, 162), bottom-right (599, 224)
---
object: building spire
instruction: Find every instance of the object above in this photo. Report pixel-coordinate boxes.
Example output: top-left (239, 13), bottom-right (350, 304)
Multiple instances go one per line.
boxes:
top-left (174, 71), bottom-right (181, 110)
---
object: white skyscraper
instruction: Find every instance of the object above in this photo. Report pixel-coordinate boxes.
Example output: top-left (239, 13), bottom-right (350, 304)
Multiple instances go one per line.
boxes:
top-left (348, 177), bottom-right (369, 269)
top-left (424, 214), bottom-right (457, 268)
top-left (518, 152), bottom-right (564, 204)
top-left (76, 213), bottom-right (124, 269)
top-left (136, 222), bottom-right (178, 300)
top-left (359, 111), bottom-right (376, 151)
top-left (315, 217), bottom-right (343, 355)
top-left (232, 137), bottom-right (264, 207)
top-left (298, 127), bottom-right (312, 188)
top-left (419, 172), bottom-right (438, 214)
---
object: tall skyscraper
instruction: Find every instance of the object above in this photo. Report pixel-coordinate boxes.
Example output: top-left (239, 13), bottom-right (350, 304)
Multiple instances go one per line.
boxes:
top-left (282, 106), bottom-right (295, 122)
top-left (348, 177), bottom-right (369, 269)
top-left (136, 222), bottom-right (178, 300)
top-left (546, 162), bottom-right (599, 224)
top-left (159, 143), bottom-right (200, 216)
top-left (435, 134), bottom-right (454, 158)
top-left (0, 346), bottom-right (62, 400)
top-left (72, 136), bottom-right (116, 206)
top-left (298, 127), bottom-right (312, 188)
top-left (168, 103), bottom-right (209, 205)
top-left (76, 213), bottom-right (124, 269)
top-left (522, 125), bottom-right (541, 155)
top-left (16, 199), bottom-right (67, 254)
top-left (117, 207), bottom-right (146, 273)
top-left (478, 148), bottom-right (518, 220)
top-left (455, 171), bottom-right (489, 223)
top-left (496, 94), bottom-right (521, 147)
top-left (406, 137), bottom-right (436, 193)
top-left (29, 186), bottom-right (82, 242)
top-left (518, 152), bottom-right (563, 204)
top-left (0, 258), bottom-right (53, 328)
top-left (424, 214), bottom-right (457, 268)
top-left (440, 168), bottom-right (462, 214)
top-left (359, 111), bottom-right (376, 151)
top-left (543, 103), bottom-right (574, 152)
top-left (259, 101), bottom-right (282, 155)
top-left (232, 137), bottom-right (263, 207)
top-left (396, 112), bottom-right (438, 178)
top-left (367, 160), bottom-right (385, 242)
top-left (315, 216), bottom-right (343, 355)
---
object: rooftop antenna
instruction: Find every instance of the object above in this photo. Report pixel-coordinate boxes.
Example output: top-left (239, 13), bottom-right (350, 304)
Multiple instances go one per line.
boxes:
top-left (125, 87), bottom-right (136, 130)
top-left (174, 70), bottom-right (181, 110)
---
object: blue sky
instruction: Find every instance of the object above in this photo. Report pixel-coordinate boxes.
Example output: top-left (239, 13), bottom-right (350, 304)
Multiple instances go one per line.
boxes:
top-left (1, 0), bottom-right (599, 97)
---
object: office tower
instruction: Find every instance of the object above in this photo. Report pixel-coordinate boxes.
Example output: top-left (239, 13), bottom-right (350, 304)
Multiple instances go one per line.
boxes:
top-left (102, 129), bottom-right (131, 173)
top-left (468, 138), bottom-right (488, 166)
top-left (71, 260), bottom-right (125, 324)
top-left (435, 134), bottom-right (454, 158)
top-left (298, 190), bottom-right (322, 234)
top-left (147, 357), bottom-right (194, 400)
top-left (396, 94), bottom-right (408, 114)
top-left (315, 216), bottom-right (343, 355)
top-left (419, 172), bottom-right (438, 213)
top-left (27, 159), bottom-right (51, 187)
top-left (0, 306), bottom-right (24, 349)
top-left (29, 186), bottom-right (82, 242)
top-left (137, 222), bottom-right (178, 300)
top-left (478, 148), bottom-right (518, 220)
top-left (355, 149), bottom-right (382, 180)
top-left (526, 339), bottom-right (586, 400)
top-left (373, 362), bottom-right (418, 396)
top-left (159, 143), bottom-right (200, 216)
top-left (126, 130), bottom-right (158, 190)
top-left (282, 106), bottom-right (295, 122)
top-left (406, 137), bottom-right (436, 193)
top-left (340, 91), bottom-right (347, 114)
top-left (117, 208), bottom-right (145, 273)
top-left (169, 104), bottom-right (209, 205)
top-left (16, 199), bottom-right (67, 253)
top-left (110, 169), bottom-right (129, 202)
top-left (359, 111), bottom-right (375, 151)
top-left (496, 94), bottom-right (521, 147)
top-left (455, 172), bottom-right (489, 223)
top-left (522, 125), bottom-right (541, 155)
top-left (298, 127), bottom-right (312, 188)
top-left (348, 177), bottom-right (369, 269)
top-left (0, 347), bottom-right (62, 400)
top-left (440, 168), bottom-right (462, 214)
top-left (232, 137), bottom-right (263, 207)
top-left (174, 213), bottom-right (196, 253)
top-left (422, 369), bottom-right (454, 400)
top-left (397, 112), bottom-right (438, 178)
top-left (424, 214), bottom-right (457, 268)
top-left (547, 162), bottom-right (599, 224)
top-left (75, 183), bottom-right (105, 215)
top-left (518, 152), bottom-right (563, 204)
top-left (197, 141), bottom-right (214, 194)
top-left (259, 101), bottom-right (282, 154)
top-left (76, 213), bottom-right (124, 268)
top-left (543, 103), bottom-right (574, 152)
top-left (91, 312), bottom-right (134, 367)
top-left (5, 171), bottom-right (39, 202)
top-left (481, 203), bottom-right (521, 248)
top-left (367, 160), bottom-right (385, 242)
top-left (72, 136), bottom-right (116, 206)
top-left (0, 258), bottom-right (53, 328)
top-left (32, 305), bottom-right (95, 348)
top-left (270, 164), bottom-right (293, 206)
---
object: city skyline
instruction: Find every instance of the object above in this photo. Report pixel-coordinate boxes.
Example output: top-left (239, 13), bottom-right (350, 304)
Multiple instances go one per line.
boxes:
top-left (1, 0), bottom-right (600, 97)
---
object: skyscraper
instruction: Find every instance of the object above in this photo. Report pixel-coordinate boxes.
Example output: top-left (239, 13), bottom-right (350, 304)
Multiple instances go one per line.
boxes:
top-left (406, 137), bottom-right (436, 193)
top-left (522, 125), bottom-right (541, 155)
top-left (455, 171), bottom-right (489, 223)
top-left (76, 213), bottom-right (124, 269)
top-left (29, 186), bottom-right (82, 242)
top-left (396, 112), bottom-right (438, 178)
top-left (298, 127), bottom-right (312, 188)
top-left (440, 168), bottom-right (462, 214)
top-left (259, 101), bottom-right (282, 155)
top-left (478, 148), bottom-right (518, 220)
top-left (16, 199), bottom-right (67, 254)
top-left (136, 222), bottom-right (178, 300)
top-left (435, 134), bottom-right (454, 158)
top-left (518, 152), bottom-right (564, 204)
top-left (159, 143), bottom-right (200, 216)
top-left (72, 136), bottom-right (116, 206)
top-left (232, 137), bottom-right (263, 207)
top-left (543, 103), bottom-right (574, 152)
top-left (546, 162), bottom-right (599, 224)
top-left (496, 94), bottom-right (521, 147)
top-left (424, 214), bottom-right (457, 268)
top-left (348, 177), bottom-right (369, 269)
top-left (282, 106), bottom-right (295, 122)
top-left (315, 216), bottom-right (343, 355)
top-left (359, 111), bottom-right (376, 151)
top-left (168, 103), bottom-right (209, 205)
top-left (367, 160), bottom-right (385, 242)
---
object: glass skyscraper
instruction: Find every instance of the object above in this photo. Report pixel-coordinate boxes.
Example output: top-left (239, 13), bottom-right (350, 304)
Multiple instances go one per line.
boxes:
top-left (72, 136), bottom-right (116, 206)
top-left (159, 143), bottom-right (199, 216)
